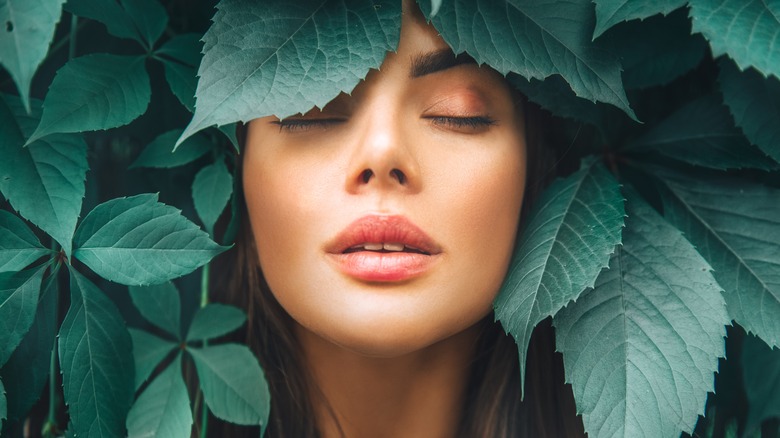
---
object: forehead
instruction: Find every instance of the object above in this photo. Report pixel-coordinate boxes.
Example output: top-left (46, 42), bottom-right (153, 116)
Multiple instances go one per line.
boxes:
top-left (378, 3), bottom-right (453, 72)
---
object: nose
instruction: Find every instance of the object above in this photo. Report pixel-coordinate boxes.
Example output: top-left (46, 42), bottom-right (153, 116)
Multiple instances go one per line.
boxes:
top-left (345, 102), bottom-right (420, 194)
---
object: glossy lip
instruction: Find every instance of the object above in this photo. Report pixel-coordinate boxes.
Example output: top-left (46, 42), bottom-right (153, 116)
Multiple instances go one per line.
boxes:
top-left (325, 215), bottom-right (442, 282)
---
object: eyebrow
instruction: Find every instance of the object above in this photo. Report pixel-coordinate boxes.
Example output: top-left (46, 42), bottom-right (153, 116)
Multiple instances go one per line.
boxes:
top-left (410, 49), bottom-right (477, 78)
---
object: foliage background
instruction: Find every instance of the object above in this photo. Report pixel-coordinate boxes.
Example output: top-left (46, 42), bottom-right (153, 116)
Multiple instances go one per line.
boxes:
top-left (1, 0), bottom-right (779, 437)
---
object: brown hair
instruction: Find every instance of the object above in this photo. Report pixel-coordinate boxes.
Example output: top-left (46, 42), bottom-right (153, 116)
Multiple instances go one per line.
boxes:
top-left (209, 97), bottom-right (585, 437)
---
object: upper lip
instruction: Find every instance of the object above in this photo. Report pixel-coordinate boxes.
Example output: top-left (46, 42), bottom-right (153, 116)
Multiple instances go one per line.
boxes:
top-left (325, 215), bottom-right (441, 255)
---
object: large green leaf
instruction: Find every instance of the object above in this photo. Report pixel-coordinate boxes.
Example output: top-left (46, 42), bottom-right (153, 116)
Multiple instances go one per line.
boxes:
top-left (130, 129), bottom-right (212, 169)
top-left (129, 328), bottom-right (176, 391)
top-left (719, 59), bottom-right (780, 162)
top-left (0, 0), bottom-right (66, 113)
top-left (72, 194), bottom-right (228, 286)
top-left (742, 334), bottom-right (780, 433)
top-left (178, 0), bottom-right (402, 145)
top-left (689, 0), bottom-right (780, 79)
top-left (598, 10), bottom-right (707, 89)
top-left (0, 95), bottom-right (87, 257)
top-left (553, 188), bottom-right (728, 438)
top-left (424, 0), bottom-right (636, 120)
top-left (655, 169), bottom-right (780, 348)
top-left (186, 304), bottom-right (246, 343)
top-left (628, 95), bottom-right (777, 170)
top-left (494, 158), bottom-right (624, 395)
top-left (189, 344), bottom-right (270, 427)
top-left (65, 0), bottom-right (168, 47)
top-left (129, 282), bottom-right (181, 339)
top-left (59, 268), bottom-right (134, 438)
top-left (26, 54), bottom-right (151, 145)
top-left (126, 354), bottom-right (191, 438)
top-left (591, 0), bottom-right (687, 38)
top-left (0, 266), bottom-right (46, 367)
top-left (192, 159), bottom-right (233, 236)
top-left (0, 210), bottom-right (52, 273)
top-left (0, 269), bottom-right (58, 422)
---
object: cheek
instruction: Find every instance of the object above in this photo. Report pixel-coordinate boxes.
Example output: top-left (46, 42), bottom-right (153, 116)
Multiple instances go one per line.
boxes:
top-left (442, 139), bottom-right (526, 299)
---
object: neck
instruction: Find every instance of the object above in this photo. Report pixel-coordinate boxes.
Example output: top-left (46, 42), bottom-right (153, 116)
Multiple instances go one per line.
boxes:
top-left (295, 323), bottom-right (482, 438)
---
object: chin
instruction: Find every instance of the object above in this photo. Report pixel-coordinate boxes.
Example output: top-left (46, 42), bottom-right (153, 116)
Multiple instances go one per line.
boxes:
top-left (295, 296), bottom-right (491, 359)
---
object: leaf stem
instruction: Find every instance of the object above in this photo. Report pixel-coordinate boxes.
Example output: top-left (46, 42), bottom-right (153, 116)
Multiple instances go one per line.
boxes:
top-left (200, 263), bottom-right (210, 308)
top-left (197, 263), bottom-right (211, 436)
top-left (42, 273), bottom-right (59, 438)
top-left (200, 397), bottom-right (209, 438)
top-left (68, 15), bottom-right (78, 60)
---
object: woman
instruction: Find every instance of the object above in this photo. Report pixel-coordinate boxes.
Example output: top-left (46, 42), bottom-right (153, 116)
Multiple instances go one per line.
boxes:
top-left (216, 1), bottom-right (583, 436)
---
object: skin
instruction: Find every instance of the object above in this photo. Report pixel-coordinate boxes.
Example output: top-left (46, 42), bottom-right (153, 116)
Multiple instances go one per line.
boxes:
top-left (243, 2), bottom-right (526, 436)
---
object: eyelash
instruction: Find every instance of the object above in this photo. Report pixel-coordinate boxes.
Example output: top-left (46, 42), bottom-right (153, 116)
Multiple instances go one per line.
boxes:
top-left (426, 116), bottom-right (496, 129)
top-left (273, 118), bottom-right (345, 132)
top-left (272, 116), bottom-right (496, 133)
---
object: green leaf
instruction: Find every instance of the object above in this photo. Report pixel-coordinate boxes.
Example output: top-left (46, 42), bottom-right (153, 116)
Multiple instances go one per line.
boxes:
top-left (0, 269), bottom-right (58, 422)
top-left (424, 0), bottom-right (636, 120)
top-left (178, 0), bottom-right (401, 145)
top-left (509, 74), bottom-right (605, 127)
top-left (217, 124), bottom-right (239, 152)
top-left (65, 0), bottom-right (140, 42)
top-left (59, 267), bottom-right (134, 438)
top-left (0, 266), bottom-right (46, 367)
top-left (26, 54), bottom-right (151, 145)
top-left (429, 0), bottom-right (442, 16)
top-left (0, 210), bottom-right (53, 272)
top-left (189, 344), bottom-right (270, 426)
top-left (0, 0), bottom-right (67, 113)
top-left (494, 158), bottom-right (624, 395)
top-left (157, 33), bottom-right (203, 68)
top-left (129, 328), bottom-right (177, 391)
top-left (689, 0), bottom-right (780, 79)
top-left (192, 159), bottom-right (233, 235)
top-left (186, 304), bottom-right (245, 342)
top-left (0, 95), bottom-right (87, 257)
top-left (742, 334), bottom-right (780, 433)
top-left (129, 282), bottom-right (181, 339)
top-left (553, 188), bottom-right (728, 438)
top-left (628, 95), bottom-right (777, 170)
top-left (65, 0), bottom-right (168, 47)
top-left (719, 59), bottom-right (780, 162)
top-left (73, 193), bottom-right (228, 286)
top-left (126, 354), bottom-right (191, 438)
top-left (655, 169), bottom-right (780, 348)
top-left (163, 60), bottom-right (198, 112)
top-left (117, 0), bottom-right (168, 48)
top-left (592, 0), bottom-right (687, 38)
top-left (130, 129), bottom-right (212, 169)
top-left (598, 10), bottom-right (708, 89)
top-left (157, 33), bottom-right (204, 112)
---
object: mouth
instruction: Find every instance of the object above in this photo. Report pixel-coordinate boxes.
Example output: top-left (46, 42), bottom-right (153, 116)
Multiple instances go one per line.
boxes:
top-left (343, 243), bottom-right (430, 255)
top-left (326, 215), bottom-right (441, 282)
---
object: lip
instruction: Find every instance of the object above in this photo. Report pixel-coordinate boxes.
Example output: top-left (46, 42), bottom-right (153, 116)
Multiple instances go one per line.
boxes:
top-left (325, 215), bottom-right (442, 282)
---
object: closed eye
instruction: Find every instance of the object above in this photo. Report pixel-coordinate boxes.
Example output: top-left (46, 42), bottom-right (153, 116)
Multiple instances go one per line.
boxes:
top-left (271, 118), bottom-right (346, 132)
top-left (424, 116), bottom-right (496, 131)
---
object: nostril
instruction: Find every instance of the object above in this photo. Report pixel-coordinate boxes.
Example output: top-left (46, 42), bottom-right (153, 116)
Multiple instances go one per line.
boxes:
top-left (361, 169), bottom-right (373, 183)
top-left (391, 169), bottom-right (406, 184)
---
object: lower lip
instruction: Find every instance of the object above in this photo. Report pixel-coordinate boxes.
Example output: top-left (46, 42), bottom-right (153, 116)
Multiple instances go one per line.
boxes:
top-left (329, 252), bottom-right (438, 282)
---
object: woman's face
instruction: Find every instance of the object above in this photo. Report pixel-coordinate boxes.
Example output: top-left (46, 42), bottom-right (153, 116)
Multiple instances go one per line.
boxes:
top-left (243, 6), bottom-right (526, 357)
